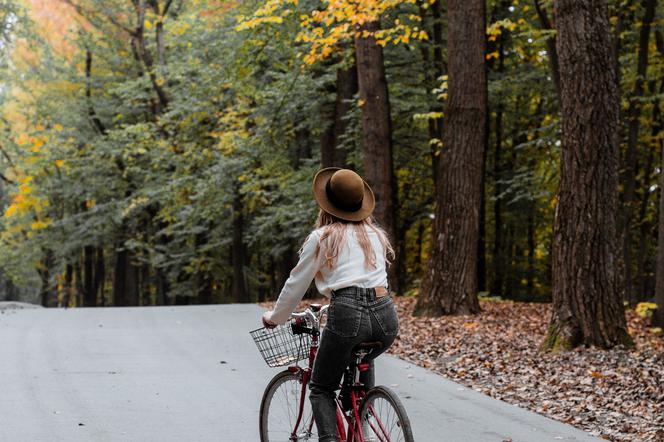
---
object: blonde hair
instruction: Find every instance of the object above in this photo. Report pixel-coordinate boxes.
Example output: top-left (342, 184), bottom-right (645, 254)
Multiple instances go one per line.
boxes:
top-left (307, 209), bottom-right (395, 270)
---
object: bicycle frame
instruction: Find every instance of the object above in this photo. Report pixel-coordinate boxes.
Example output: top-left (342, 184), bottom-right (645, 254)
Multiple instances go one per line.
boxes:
top-left (287, 334), bottom-right (318, 440)
top-left (287, 329), bottom-right (370, 442)
top-left (334, 387), bottom-right (366, 442)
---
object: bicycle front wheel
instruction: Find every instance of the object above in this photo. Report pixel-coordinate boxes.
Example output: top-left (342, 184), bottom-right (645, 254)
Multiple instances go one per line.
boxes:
top-left (259, 370), bottom-right (317, 442)
top-left (359, 386), bottom-right (414, 442)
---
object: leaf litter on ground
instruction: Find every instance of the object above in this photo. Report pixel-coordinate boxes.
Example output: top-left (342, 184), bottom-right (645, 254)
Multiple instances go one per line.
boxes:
top-left (389, 298), bottom-right (663, 442)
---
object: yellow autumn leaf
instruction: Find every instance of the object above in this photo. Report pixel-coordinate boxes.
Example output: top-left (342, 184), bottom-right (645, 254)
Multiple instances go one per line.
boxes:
top-left (31, 220), bottom-right (51, 230)
top-left (4, 204), bottom-right (17, 217)
top-left (17, 133), bottom-right (30, 145)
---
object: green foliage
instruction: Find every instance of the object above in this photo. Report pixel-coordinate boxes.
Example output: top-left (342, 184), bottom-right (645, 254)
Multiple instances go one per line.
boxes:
top-left (0, 0), bottom-right (661, 307)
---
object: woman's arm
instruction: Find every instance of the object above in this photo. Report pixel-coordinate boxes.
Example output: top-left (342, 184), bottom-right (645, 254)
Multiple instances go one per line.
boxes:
top-left (263, 230), bottom-right (322, 326)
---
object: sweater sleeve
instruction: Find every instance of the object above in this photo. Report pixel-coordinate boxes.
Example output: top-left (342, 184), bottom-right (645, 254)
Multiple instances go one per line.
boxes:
top-left (265, 231), bottom-right (322, 325)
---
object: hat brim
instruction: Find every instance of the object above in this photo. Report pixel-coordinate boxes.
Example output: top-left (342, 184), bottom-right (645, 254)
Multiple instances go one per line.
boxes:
top-left (312, 168), bottom-right (375, 222)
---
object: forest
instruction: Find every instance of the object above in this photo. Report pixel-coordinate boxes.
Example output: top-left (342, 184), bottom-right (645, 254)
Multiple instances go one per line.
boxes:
top-left (0, 0), bottom-right (663, 344)
top-left (0, 0), bottom-right (663, 440)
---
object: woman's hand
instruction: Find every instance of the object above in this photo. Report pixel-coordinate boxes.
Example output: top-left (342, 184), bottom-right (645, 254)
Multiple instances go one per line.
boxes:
top-left (262, 311), bottom-right (277, 329)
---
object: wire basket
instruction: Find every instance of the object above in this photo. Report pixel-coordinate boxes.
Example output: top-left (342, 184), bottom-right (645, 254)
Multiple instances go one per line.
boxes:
top-left (250, 321), bottom-right (312, 368)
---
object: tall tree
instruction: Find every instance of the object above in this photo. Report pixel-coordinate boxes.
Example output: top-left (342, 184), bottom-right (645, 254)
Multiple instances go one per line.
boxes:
top-left (320, 63), bottom-right (357, 168)
top-left (655, 138), bottom-right (664, 326)
top-left (621, 0), bottom-right (657, 305)
top-left (231, 185), bottom-right (249, 303)
top-left (489, 2), bottom-right (509, 296)
top-left (415, 0), bottom-right (486, 315)
top-left (534, 0), bottom-right (562, 101)
top-left (354, 21), bottom-right (399, 292)
top-left (544, 0), bottom-right (631, 350)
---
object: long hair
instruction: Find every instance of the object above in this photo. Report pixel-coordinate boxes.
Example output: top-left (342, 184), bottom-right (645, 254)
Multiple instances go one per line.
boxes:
top-left (309, 209), bottom-right (395, 270)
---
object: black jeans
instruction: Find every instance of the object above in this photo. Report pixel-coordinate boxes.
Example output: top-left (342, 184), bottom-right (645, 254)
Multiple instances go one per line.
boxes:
top-left (309, 287), bottom-right (399, 442)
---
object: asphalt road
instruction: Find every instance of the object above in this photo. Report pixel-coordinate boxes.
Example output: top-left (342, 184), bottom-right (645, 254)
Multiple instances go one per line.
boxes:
top-left (0, 304), bottom-right (600, 442)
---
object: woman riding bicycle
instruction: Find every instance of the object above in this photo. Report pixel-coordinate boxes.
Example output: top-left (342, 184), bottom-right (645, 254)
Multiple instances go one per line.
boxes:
top-left (261, 167), bottom-right (399, 442)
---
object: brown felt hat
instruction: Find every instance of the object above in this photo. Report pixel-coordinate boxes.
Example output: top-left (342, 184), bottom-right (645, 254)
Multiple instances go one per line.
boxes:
top-left (312, 168), bottom-right (375, 222)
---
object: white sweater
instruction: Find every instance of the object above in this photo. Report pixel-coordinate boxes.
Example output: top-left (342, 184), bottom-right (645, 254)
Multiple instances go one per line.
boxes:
top-left (264, 224), bottom-right (389, 325)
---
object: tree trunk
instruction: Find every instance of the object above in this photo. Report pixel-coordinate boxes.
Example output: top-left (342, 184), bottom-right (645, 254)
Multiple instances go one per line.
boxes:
top-left (198, 271), bottom-right (211, 305)
top-left (414, 0), bottom-right (486, 315)
top-left (635, 145), bottom-right (655, 300)
top-left (420, 0), bottom-right (445, 188)
top-left (430, 0), bottom-right (445, 80)
top-left (621, 0), bottom-right (657, 305)
top-left (333, 64), bottom-right (357, 168)
top-left (94, 246), bottom-right (105, 306)
top-left (141, 264), bottom-right (151, 306)
top-left (635, 84), bottom-right (662, 299)
top-left (415, 220), bottom-right (425, 281)
top-left (320, 101), bottom-right (336, 168)
top-left (654, 137), bottom-right (664, 326)
top-left (355, 21), bottom-right (399, 293)
top-left (134, 0), bottom-right (169, 115)
top-left (491, 99), bottom-right (504, 297)
top-left (85, 50), bottom-right (106, 134)
top-left (527, 203), bottom-right (536, 298)
top-left (84, 245), bottom-right (95, 306)
top-left (232, 187), bottom-right (249, 303)
top-left (127, 257), bottom-right (139, 306)
top-left (534, 0), bottom-right (562, 101)
top-left (487, 1), bottom-right (509, 296)
top-left (477, 149), bottom-right (487, 293)
top-left (156, 267), bottom-right (168, 306)
top-left (113, 247), bottom-right (127, 306)
top-left (74, 261), bottom-right (84, 307)
top-left (64, 263), bottom-right (73, 308)
top-left (39, 250), bottom-right (56, 307)
top-left (544, 0), bottom-right (631, 350)
top-left (321, 64), bottom-right (357, 168)
top-left (504, 126), bottom-right (521, 297)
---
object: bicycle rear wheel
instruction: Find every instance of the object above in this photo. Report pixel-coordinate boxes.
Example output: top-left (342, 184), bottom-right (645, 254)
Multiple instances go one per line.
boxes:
top-left (359, 386), bottom-right (414, 442)
top-left (259, 370), bottom-right (317, 442)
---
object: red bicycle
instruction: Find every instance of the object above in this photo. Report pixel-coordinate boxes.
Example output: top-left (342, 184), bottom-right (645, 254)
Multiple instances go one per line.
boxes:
top-left (251, 303), bottom-right (414, 442)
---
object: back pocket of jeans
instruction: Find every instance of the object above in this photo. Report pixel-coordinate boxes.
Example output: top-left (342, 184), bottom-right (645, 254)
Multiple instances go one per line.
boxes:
top-left (326, 301), bottom-right (362, 338)
top-left (372, 299), bottom-right (399, 336)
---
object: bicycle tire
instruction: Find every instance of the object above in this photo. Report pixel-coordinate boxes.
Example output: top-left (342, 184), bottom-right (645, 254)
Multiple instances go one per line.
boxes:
top-left (259, 370), bottom-right (317, 442)
top-left (358, 385), bottom-right (414, 442)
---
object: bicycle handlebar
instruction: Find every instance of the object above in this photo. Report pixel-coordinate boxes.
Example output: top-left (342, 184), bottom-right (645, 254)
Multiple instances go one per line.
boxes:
top-left (290, 304), bottom-right (329, 326)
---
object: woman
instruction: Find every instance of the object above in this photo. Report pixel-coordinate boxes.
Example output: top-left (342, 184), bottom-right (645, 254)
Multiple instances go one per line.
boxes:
top-left (261, 167), bottom-right (399, 442)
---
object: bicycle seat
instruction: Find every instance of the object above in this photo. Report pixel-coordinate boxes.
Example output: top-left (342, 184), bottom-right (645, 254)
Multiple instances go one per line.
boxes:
top-left (353, 341), bottom-right (383, 352)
